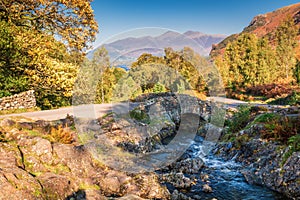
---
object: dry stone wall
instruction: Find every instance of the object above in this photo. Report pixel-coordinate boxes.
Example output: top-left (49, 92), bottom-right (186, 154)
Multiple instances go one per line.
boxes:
top-left (0, 90), bottom-right (36, 110)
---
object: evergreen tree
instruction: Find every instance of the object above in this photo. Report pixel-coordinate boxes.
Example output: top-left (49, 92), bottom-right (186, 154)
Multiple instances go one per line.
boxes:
top-left (239, 33), bottom-right (259, 86)
top-left (256, 37), bottom-right (276, 84)
top-left (219, 33), bottom-right (280, 89)
top-left (275, 17), bottom-right (298, 80)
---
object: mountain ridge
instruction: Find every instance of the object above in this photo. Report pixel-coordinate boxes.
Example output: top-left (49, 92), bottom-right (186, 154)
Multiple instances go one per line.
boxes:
top-left (88, 30), bottom-right (226, 64)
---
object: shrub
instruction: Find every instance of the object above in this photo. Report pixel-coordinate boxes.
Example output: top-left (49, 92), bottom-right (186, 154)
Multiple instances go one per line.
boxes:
top-left (247, 83), bottom-right (295, 99)
top-left (0, 75), bottom-right (29, 98)
top-left (235, 134), bottom-right (250, 149)
top-left (153, 82), bottom-right (167, 93)
top-left (282, 134), bottom-right (300, 166)
top-left (0, 128), bottom-right (8, 142)
top-left (49, 125), bottom-right (74, 144)
top-left (129, 108), bottom-right (150, 124)
top-left (269, 91), bottom-right (300, 106)
top-left (288, 134), bottom-right (300, 153)
top-left (260, 116), bottom-right (299, 143)
top-left (227, 105), bottom-right (251, 133)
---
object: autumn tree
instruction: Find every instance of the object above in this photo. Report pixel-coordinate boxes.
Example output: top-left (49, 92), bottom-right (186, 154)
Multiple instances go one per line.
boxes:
top-left (131, 53), bottom-right (165, 68)
top-left (34, 58), bottom-right (79, 109)
top-left (0, 0), bottom-right (98, 53)
top-left (164, 47), bottom-right (209, 93)
top-left (181, 47), bottom-right (208, 93)
top-left (0, 0), bottom-right (98, 108)
top-left (0, 21), bottom-right (82, 108)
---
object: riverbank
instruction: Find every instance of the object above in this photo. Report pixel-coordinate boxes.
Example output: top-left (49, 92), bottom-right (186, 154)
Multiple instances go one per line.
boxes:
top-left (0, 93), bottom-right (299, 199)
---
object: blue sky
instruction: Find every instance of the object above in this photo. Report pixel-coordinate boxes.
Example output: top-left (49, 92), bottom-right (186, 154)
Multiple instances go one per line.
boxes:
top-left (91, 0), bottom-right (300, 46)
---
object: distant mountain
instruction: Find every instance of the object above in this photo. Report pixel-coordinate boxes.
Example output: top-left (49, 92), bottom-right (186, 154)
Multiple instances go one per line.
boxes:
top-left (210, 3), bottom-right (300, 58)
top-left (88, 31), bottom-right (226, 66)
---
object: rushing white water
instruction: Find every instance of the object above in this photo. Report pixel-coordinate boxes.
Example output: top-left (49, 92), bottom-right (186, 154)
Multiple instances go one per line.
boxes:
top-left (170, 138), bottom-right (286, 200)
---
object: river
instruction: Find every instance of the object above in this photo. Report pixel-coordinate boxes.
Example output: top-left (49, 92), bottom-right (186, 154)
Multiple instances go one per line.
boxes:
top-left (163, 136), bottom-right (286, 200)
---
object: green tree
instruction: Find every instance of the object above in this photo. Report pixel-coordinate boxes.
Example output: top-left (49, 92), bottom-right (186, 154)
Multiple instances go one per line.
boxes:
top-left (73, 58), bottom-right (96, 104)
top-left (222, 35), bottom-right (247, 88)
top-left (225, 33), bottom-right (260, 87)
top-left (275, 17), bottom-right (298, 80)
top-left (0, 20), bottom-right (29, 97)
top-left (153, 82), bottom-right (166, 93)
top-left (165, 47), bottom-right (207, 93)
top-left (92, 47), bottom-right (110, 103)
top-left (256, 37), bottom-right (276, 84)
top-left (242, 34), bottom-right (259, 86)
top-left (130, 48), bottom-right (209, 95)
top-left (215, 17), bottom-right (299, 95)
top-left (223, 40), bottom-right (242, 88)
top-left (112, 76), bottom-right (141, 102)
top-left (94, 67), bottom-right (126, 103)
top-left (295, 60), bottom-right (300, 85)
top-left (219, 33), bottom-right (278, 89)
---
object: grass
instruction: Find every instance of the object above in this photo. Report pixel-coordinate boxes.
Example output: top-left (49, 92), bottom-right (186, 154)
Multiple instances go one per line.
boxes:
top-left (23, 129), bottom-right (42, 137)
top-left (222, 132), bottom-right (250, 149)
top-left (79, 182), bottom-right (100, 190)
top-left (78, 131), bottom-right (95, 145)
top-left (45, 163), bottom-right (71, 174)
top-left (252, 113), bottom-right (280, 124)
top-left (31, 172), bottom-right (43, 177)
top-left (23, 124), bottom-right (74, 144)
top-left (101, 112), bottom-right (114, 119)
top-left (222, 105), bottom-right (253, 143)
top-left (0, 107), bottom-right (40, 115)
top-left (221, 104), bottom-right (300, 156)
top-left (235, 134), bottom-right (250, 149)
top-left (288, 134), bottom-right (300, 152)
top-left (33, 188), bottom-right (43, 198)
top-left (281, 134), bottom-right (300, 166)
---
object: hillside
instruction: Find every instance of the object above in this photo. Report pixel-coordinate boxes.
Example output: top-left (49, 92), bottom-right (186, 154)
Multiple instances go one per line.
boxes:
top-left (210, 3), bottom-right (300, 58)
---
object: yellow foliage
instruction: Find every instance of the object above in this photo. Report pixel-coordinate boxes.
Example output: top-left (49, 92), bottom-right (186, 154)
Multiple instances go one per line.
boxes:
top-left (49, 125), bottom-right (74, 144)
top-left (0, 0), bottom-right (98, 52)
